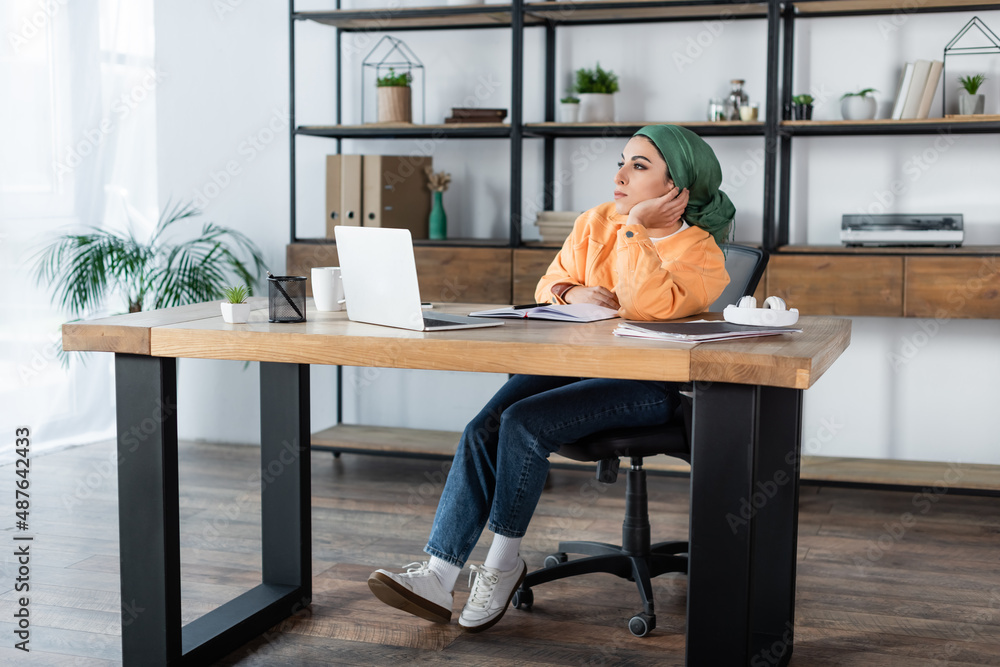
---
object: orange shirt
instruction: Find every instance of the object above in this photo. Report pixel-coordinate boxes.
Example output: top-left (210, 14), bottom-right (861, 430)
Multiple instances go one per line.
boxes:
top-left (535, 202), bottom-right (730, 321)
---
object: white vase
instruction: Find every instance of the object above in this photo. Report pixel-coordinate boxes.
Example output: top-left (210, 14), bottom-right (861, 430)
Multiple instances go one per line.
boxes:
top-left (840, 95), bottom-right (877, 120)
top-left (578, 93), bottom-right (615, 123)
top-left (221, 302), bottom-right (250, 324)
top-left (559, 102), bottom-right (580, 123)
top-left (958, 92), bottom-right (985, 115)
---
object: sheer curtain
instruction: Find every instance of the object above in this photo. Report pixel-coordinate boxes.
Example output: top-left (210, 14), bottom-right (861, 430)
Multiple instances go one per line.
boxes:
top-left (0, 0), bottom-right (158, 463)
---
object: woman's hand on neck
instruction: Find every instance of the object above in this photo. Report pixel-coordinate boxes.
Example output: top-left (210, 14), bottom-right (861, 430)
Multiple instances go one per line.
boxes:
top-left (625, 186), bottom-right (689, 232)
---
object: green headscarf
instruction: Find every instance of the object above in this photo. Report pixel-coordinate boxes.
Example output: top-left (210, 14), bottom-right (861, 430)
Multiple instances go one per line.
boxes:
top-left (633, 124), bottom-right (735, 247)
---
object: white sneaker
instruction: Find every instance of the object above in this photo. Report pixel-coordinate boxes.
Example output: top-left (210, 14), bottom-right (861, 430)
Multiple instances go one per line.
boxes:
top-left (458, 557), bottom-right (527, 632)
top-left (368, 561), bottom-right (454, 623)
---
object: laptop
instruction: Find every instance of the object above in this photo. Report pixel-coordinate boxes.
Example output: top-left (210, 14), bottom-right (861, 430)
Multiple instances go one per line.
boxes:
top-left (332, 226), bottom-right (504, 332)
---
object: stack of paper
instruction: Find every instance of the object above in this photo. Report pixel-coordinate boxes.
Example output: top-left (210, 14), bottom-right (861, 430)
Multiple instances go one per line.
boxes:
top-left (535, 211), bottom-right (580, 244)
top-left (891, 59), bottom-right (944, 120)
top-left (613, 320), bottom-right (801, 344)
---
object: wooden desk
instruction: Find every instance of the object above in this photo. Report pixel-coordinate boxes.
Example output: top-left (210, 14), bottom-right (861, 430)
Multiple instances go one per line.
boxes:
top-left (64, 299), bottom-right (850, 666)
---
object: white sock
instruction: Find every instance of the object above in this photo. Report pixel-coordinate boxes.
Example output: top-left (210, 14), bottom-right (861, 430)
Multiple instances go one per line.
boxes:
top-left (484, 533), bottom-right (522, 572)
top-left (428, 556), bottom-right (461, 593)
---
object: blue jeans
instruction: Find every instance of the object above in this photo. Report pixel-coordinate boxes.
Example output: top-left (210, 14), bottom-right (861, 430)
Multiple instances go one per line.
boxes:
top-left (424, 374), bottom-right (681, 566)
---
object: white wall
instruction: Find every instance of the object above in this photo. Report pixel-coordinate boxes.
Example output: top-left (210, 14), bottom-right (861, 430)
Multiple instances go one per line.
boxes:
top-left (155, 2), bottom-right (1000, 463)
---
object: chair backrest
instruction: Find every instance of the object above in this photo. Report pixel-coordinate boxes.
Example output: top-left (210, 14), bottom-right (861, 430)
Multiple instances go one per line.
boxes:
top-left (708, 244), bottom-right (769, 312)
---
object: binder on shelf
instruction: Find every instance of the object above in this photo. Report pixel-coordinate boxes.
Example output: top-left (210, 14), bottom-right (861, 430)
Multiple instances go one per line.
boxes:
top-left (891, 62), bottom-right (915, 120)
top-left (900, 59), bottom-right (932, 119)
top-left (915, 60), bottom-right (944, 119)
top-left (326, 155), bottom-right (431, 239)
top-left (362, 155), bottom-right (432, 239)
top-left (325, 154), bottom-right (363, 238)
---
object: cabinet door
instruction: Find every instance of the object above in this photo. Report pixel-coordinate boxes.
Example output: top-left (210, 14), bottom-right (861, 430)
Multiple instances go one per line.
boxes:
top-left (767, 255), bottom-right (903, 317)
top-left (513, 248), bottom-right (559, 304)
top-left (904, 256), bottom-right (1000, 319)
top-left (287, 243), bottom-right (512, 304)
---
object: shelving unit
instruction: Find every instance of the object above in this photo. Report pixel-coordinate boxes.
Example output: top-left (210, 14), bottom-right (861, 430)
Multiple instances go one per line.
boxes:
top-left (770, 0), bottom-right (1000, 318)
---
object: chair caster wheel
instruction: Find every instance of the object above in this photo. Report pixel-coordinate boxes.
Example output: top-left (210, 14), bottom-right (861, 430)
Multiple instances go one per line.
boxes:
top-left (628, 612), bottom-right (655, 637)
top-left (513, 587), bottom-right (533, 610)
top-left (543, 552), bottom-right (568, 568)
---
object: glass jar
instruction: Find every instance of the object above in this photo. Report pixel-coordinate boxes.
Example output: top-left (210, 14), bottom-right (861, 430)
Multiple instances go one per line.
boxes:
top-left (707, 98), bottom-right (727, 122)
top-left (727, 79), bottom-right (749, 121)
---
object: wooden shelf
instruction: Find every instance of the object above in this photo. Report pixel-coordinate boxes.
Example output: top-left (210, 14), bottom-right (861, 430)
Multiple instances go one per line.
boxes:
top-left (792, 0), bottom-right (1000, 16)
top-left (777, 244), bottom-right (1000, 255)
top-left (781, 117), bottom-right (1000, 135)
top-left (311, 424), bottom-right (1000, 492)
top-left (297, 124), bottom-right (511, 140)
top-left (524, 120), bottom-right (765, 137)
top-left (295, 6), bottom-right (543, 31)
top-left (526, 0), bottom-right (769, 24)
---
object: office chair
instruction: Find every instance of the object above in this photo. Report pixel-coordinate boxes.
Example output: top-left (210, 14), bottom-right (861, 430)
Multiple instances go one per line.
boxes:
top-left (512, 244), bottom-right (769, 637)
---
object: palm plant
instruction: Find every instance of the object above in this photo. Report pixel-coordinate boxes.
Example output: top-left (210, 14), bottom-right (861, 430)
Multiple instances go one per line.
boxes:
top-left (32, 200), bottom-right (267, 318)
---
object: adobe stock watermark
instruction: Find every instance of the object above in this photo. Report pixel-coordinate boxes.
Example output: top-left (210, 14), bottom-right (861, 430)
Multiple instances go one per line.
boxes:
top-left (852, 461), bottom-right (966, 575)
top-left (875, 0), bottom-right (932, 39)
top-left (191, 107), bottom-right (290, 209)
top-left (53, 68), bottom-right (167, 182)
top-left (673, 11), bottom-right (737, 72)
top-left (726, 416), bottom-right (844, 534)
top-left (887, 255), bottom-right (1000, 370)
top-left (858, 129), bottom-right (956, 218)
top-left (7, 0), bottom-right (67, 54)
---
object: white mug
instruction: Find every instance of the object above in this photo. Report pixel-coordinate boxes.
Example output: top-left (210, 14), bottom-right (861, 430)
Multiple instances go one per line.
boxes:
top-left (311, 266), bottom-right (345, 312)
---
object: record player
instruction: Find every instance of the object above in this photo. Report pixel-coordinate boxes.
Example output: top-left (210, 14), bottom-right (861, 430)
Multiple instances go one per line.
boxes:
top-left (840, 214), bottom-right (963, 247)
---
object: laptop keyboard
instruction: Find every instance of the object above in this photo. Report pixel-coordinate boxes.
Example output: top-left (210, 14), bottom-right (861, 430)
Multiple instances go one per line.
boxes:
top-left (422, 316), bottom-right (465, 328)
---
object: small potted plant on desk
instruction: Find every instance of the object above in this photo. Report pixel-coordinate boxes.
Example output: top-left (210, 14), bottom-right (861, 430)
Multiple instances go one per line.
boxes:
top-left (791, 94), bottom-right (814, 120)
top-left (221, 285), bottom-right (251, 324)
top-left (559, 94), bottom-right (580, 123)
top-left (377, 68), bottom-right (413, 123)
top-left (958, 74), bottom-right (987, 115)
top-left (575, 63), bottom-right (619, 123)
top-left (840, 88), bottom-right (878, 120)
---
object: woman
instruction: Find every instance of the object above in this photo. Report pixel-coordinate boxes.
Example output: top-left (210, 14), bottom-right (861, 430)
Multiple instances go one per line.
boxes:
top-left (368, 124), bottom-right (735, 632)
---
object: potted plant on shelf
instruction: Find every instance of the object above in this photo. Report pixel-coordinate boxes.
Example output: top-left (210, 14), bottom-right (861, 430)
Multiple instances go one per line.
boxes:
top-left (840, 88), bottom-right (878, 121)
top-left (376, 68), bottom-right (413, 123)
top-left (559, 94), bottom-right (580, 123)
top-left (574, 63), bottom-right (619, 123)
top-left (791, 94), bottom-right (814, 120)
top-left (221, 285), bottom-right (251, 323)
top-left (958, 74), bottom-right (987, 115)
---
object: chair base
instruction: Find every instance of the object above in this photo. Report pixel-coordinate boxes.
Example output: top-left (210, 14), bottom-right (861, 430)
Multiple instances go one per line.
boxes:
top-left (515, 540), bottom-right (688, 637)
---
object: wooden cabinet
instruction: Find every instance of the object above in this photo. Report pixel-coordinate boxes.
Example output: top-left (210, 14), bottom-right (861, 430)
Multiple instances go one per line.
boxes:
top-left (287, 243), bottom-right (513, 304)
top-left (767, 255), bottom-right (904, 317)
top-left (904, 256), bottom-right (1000, 319)
top-left (513, 247), bottom-right (558, 304)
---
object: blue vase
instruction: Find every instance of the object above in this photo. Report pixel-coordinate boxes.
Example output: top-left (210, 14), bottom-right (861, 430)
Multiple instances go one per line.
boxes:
top-left (429, 191), bottom-right (447, 240)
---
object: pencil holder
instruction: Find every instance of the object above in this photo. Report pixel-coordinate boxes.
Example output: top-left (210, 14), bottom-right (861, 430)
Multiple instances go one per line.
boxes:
top-left (267, 275), bottom-right (307, 323)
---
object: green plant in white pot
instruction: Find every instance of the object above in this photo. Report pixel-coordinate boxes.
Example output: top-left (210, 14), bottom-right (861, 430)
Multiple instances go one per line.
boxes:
top-left (840, 88), bottom-right (878, 120)
top-left (221, 285), bottom-right (251, 323)
top-left (958, 74), bottom-right (987, 115)
top-left (574, 63), bottom-right (619, 123)
top-left (559, 93), bottom-right (580, 123)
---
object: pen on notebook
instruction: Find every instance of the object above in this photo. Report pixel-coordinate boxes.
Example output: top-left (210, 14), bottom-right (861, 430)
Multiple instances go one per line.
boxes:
top-left (512, 303), bottom-right (549, 309)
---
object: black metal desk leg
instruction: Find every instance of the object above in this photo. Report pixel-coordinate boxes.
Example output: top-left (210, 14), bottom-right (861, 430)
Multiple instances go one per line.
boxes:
top-left (259, 362), bottom-right (312, 594)
top-left (114, 354), bottom-right (182, 665)
top-left (685, 381), bottom-right (803, 667)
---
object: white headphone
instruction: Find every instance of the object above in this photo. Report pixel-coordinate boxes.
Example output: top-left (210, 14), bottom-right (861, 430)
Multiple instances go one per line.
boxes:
top-left (724, 295), bottom-right (799, 326)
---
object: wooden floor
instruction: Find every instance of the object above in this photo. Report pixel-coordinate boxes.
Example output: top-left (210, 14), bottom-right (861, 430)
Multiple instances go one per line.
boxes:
top-left (1, 439), bottom-right (999, 666)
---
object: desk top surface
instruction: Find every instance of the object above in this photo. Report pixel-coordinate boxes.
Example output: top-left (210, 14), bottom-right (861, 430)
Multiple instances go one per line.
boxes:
top-left (63, 298), bottom-right (851, 390)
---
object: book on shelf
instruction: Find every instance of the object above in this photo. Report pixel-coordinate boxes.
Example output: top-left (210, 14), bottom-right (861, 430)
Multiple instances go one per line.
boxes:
top-left (612, 320), bottom-right (801, 343)
top-left (891, 62), bottom-right (916, 120)
top-left (900, 59), bottom-right (932, 119)
top-left (469, 303), bottom-right (619, 322)
top-left (915, 60), bottom-right (943, 119)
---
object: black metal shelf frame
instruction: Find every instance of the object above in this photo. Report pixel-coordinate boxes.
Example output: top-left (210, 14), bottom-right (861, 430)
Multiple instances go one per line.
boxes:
top-left (774, 1), bottom-right (1000, 248)
top-left (288, 0), bottom-right (779, 248)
